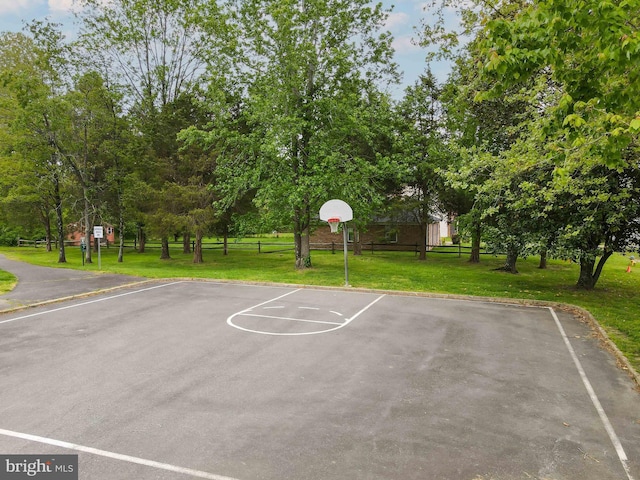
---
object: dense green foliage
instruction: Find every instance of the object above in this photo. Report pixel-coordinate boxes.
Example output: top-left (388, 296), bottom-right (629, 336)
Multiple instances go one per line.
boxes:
top-left (421, 0), bottom-right (640, 288)
top-left (0, 0), bottom-right (638, 293)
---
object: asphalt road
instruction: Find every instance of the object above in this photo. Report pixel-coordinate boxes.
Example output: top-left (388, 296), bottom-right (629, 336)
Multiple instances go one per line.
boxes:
top-left (0, 254), bottom-right (146, 310)
top-left (1, 278), bottom-right (639, 480)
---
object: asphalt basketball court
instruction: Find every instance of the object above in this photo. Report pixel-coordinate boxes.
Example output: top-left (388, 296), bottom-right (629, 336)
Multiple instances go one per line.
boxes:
top-left (1, 279), bottom-right (639, 480)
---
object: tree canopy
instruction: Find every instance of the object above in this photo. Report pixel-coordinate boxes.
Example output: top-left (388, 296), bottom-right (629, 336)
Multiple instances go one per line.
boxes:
top-left (0, 0), bottom-right (638, 290)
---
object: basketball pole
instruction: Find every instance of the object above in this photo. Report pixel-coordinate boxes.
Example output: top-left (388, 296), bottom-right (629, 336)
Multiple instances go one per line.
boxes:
top-left (343, 222), bottom-right (349, 286)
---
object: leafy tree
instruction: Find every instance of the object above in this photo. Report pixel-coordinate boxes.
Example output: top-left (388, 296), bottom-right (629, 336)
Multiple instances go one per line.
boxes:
top-left (474, 0), bottom-right (640, 288)
top-left (0, 152), bottom-right (52, 246)
top-left (538, 149), bottom-right (640, 289)
top-left (207, 0), bottom-right (398, 269)
top-left (60, 71), bottom-right (123, 263)
top-left (478, 0), bottom-right (640, 168)
top-left (0, 29), bottom-right (73, 262)
top-left (0, 34), bottom-right (54, 246)
top-left (78, 0), bottom-right (225, 259)
top-left (437, 47), bottom-right (532, 263)
top-left (78, 0), bottom-right (220, 112)
top-left (174, 123), bottom-right (218, 263)
top-left (472, 147), bottom-right (547, 274)
top-left (395, 71), bottom-right (450, 260)
top-left (180, 93), bottom-right (262, 257)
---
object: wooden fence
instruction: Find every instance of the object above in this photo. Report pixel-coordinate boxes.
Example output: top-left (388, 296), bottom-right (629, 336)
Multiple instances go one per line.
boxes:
top-left (19, 238), bottom-right (491, 257)
top-left (117, 240), bottom-right (491, 257)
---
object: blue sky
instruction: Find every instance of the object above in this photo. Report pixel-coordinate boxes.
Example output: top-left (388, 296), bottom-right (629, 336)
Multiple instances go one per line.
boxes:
top-left (0, 0), bottom-right (454, 98)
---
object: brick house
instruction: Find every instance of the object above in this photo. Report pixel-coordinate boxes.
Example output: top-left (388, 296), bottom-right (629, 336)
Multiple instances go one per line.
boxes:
top-left (66, 223), bottom-right (116, 246)
top-left (311, 214), bottom-right (442, 252)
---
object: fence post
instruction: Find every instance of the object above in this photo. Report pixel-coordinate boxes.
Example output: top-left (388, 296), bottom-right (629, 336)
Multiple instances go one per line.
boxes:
top-left (371, 241), bottom-right (374, 254)
top-left (331, 242), bottom-right (335, 254)
top-left (459, 242), bottom-right (462, 258)
top-left (258, 241), bottom-right (261, 253)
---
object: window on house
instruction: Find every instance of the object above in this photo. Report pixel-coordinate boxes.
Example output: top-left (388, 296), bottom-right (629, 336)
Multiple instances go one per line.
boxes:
top-left (347, 227), bottom-right (356, 243)
top-left (384, 227), bottom-right (398, 243)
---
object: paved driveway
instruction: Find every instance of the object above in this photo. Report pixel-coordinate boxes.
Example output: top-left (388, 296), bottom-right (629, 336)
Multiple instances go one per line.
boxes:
top-left (0, 254), bottom-right (146, 310)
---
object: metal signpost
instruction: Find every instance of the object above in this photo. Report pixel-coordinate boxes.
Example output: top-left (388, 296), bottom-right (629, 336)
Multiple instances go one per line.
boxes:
top-left (93, 226), bottom-right (103, 270)
top-left (80, 237), bottom-right (86, 266)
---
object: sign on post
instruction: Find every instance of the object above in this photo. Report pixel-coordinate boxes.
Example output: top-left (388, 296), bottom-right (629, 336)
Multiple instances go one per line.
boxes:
top-left (93, 226), bottom-right (103, 269)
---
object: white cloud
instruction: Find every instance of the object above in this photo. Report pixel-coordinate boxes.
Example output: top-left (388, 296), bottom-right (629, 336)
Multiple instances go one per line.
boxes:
top-left (385, 12), bottom-right (411, 31)
top-left (48, 0), bottom-right (80, 14)
top-left (0, 0), bottom-right (41, 15)
top-left (392, 35), bottom-right (421, 55)
top-left (445, 0), bottom-right (477, 11)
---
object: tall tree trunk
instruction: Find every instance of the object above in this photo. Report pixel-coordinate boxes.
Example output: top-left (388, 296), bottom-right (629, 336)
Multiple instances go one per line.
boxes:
top-left (53, 171), bottom-right (66, 263)
top-left (576, 251), bottom-right (612, 290)
top-left (160, 236), bottom-right (170, 259)
top-left (539, 236), bottom-right (554, 269)
top-left (294, 228), bottom-right (311, 269)
top-left (40, 210), bottom-right (52, 252)
top-left (297, 230), bottom-right (311, 269)
top-left (469, 220), bottom-right (481, 263)
top-left (183, 232), bottom-right (191, 254)
top-left (418, 221), bottom-right (427, 261)
top-left (223, 223), bottom-right (229, 256)
top-left (137, 225), bottom-right (146, 253)
top-left (353, 226), bottom-right (362, 256)
top-left (84, 192), bottom-right (93, 263)
top-left (577, 257), bottom-right (597, 290)
top-left (294, 207), bottom-right (312, 269)
top-left (118, 212), bottom-right (125, 263)
top-left (538, 248), bottom-right (547, 269)
top-left (193, 229), bottom-right (203, 263)
top-left (502, 247), bottom-right (519, 274)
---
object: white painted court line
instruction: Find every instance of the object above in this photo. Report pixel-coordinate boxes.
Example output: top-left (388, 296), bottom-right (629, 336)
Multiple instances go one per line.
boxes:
top-left (345, 294), bottom-right (385, 324)
top-left (242, 313), bottom-right (343, 326)
top-left (0, 282), bottom-right (184, 326)
top-left (549, 307), bottom-right (635, 480)
top-left (0, 428), bottom-right (240, 480)
top-left (227, 290), bottom-right (385, 336)
top-left (238, 289), bottom-right (301, 313)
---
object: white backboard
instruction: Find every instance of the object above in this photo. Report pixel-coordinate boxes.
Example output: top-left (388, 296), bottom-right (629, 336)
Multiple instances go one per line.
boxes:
top-left (319, 199), bottom-right (353, 222)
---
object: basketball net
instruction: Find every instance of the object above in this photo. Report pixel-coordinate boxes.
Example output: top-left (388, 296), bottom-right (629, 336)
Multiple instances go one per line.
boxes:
top-left (328, 217), bottom-right (341, 233)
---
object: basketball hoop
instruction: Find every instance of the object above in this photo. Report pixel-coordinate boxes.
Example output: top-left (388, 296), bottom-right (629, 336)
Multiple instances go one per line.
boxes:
top-left (319, 199), bottom-right (353, 286)
top-left (327, 217), bottom-right (341, 233)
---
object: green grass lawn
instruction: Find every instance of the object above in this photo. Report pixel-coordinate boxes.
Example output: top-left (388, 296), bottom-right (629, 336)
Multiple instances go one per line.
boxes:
top-left (1, 243), bottom-right (639, 372)
top-left (0, 268), bottom-right (16, 295)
